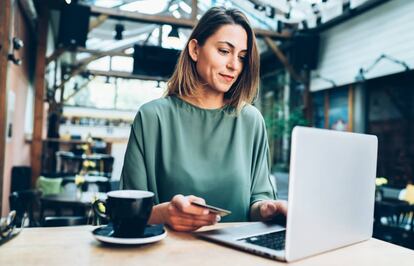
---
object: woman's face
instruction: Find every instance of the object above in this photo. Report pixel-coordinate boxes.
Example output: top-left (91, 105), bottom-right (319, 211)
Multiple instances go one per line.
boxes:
top-left (189, 24), bottom-right (248, 96)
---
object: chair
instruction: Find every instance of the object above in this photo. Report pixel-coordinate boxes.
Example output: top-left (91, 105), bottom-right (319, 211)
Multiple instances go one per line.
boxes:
top-left (10, 166), bottom-right (31, 192)
top-left (42, 216), bottom-right (88, 227)
top-left (108, 180), bottom-right (120, 191)
top-left (36, 176), bottom-right (63, 195)
top-left (373, 198), bottom-right (414, 249)
top-left (100, 155), bottom-right (115, 178)
top-left (9, 190), bottom-right (42, 227)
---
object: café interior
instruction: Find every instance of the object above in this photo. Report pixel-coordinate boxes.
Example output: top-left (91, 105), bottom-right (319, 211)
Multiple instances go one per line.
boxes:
top-left (0, 0), bottom-right (413, 264)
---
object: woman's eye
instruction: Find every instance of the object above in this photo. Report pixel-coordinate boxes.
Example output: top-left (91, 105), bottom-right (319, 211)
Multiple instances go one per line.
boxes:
top-left (218, 49), bottom-right (229, 55)
top-left (239, 56), bottom-right (246, 62)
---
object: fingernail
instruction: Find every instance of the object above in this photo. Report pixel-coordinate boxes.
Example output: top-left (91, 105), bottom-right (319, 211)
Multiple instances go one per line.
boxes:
top-left (203, 209), bottom-right (209, 215)
top-left (216, 215), bottom-right (221, 222)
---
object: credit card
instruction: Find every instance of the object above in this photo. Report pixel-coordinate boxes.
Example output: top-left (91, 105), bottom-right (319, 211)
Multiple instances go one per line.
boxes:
top-left (191, 202), bottom-right (231, 217)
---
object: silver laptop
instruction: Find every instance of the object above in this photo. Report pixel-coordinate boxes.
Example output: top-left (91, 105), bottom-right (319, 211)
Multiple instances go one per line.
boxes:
top-left (196, 126), bottom-right (378, 262)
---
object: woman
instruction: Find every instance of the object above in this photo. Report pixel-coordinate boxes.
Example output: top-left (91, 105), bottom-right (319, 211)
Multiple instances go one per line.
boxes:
top-left (121, 7), bottom-right (287, 232)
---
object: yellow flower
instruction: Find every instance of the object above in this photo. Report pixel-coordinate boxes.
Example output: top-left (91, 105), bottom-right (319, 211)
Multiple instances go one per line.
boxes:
top-left (83, 160), bottom-right (96, 168)
top-left (375, 177), bottom-right (388, 186)
top-left (75, 175), bottom-right (85, 186)
top-left (97, 202), bottom-right (106, 213)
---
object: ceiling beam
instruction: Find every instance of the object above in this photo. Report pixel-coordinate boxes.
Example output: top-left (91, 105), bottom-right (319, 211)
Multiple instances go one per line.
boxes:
top-left (63, 76), bottom-right (96, 103)
top-left (89, 14), bottom-right (108, 32)
top-left (77, 47), bottom-right (131, 57)
top-left (45, 47), bottom-right (65, 65)
top-left (191, 0), bottom-right (198, 21)
top-left (87, 70), bottom-right (168, 82)
top-left (264, 37), bottom-right (304, 83)
top-left (89, 5), bottom-right (290, 40)
top-left (90, 5), bottom-right (195, 28)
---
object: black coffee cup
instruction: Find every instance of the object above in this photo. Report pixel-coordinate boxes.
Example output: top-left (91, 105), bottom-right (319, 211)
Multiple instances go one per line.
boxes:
top-left (93, 190), bottom-right (154, 238)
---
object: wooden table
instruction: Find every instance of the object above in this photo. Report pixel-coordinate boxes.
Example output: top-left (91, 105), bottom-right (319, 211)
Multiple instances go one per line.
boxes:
top-left (0, 223), bottom-right (413, 266)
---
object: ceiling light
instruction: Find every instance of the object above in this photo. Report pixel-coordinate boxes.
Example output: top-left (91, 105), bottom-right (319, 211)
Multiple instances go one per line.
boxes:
top-left (114, 24), bottom-right (124, 40)
top-left (168, 26), bottom-right (179, 39)
top-left (178, 1), bottom-right (192, 14)
top-left (168, 3), bottom-right (179, 12)
top-left (265, 6), bottom-right (275, 18)
top-left (172, 10), bottom-right (181, 18)
top-left (120, 0), bottom-right (167, 14)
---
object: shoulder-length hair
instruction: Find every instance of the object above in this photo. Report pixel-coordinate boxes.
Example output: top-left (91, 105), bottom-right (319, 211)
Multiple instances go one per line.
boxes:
top-left (166, 6), bottom-right (260, 113)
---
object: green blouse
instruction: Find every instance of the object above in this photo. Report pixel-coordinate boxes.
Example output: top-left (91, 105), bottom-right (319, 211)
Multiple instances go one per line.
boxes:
top-left (120, 95), bottom-right (276, 222)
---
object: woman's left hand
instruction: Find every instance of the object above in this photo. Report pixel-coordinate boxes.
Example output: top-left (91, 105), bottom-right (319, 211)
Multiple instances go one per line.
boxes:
top-left (257, 200), bottom-right (288, 221)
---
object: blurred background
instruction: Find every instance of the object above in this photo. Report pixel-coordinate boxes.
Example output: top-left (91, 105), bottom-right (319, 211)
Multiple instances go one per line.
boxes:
top-left (0, 0), bottom-right (413, 248)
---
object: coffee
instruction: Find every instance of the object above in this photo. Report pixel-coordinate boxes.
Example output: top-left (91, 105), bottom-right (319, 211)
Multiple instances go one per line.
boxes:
top-left (93, 190), bottom-right (154, 238)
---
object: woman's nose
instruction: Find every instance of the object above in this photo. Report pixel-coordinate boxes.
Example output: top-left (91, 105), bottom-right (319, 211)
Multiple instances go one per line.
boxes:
top-left (226, 55), bottom-right (241, 71)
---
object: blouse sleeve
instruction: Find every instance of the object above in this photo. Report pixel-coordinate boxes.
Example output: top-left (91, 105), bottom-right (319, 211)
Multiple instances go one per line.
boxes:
top-left (120, 112), bottom-right (149, 191)
top-left (249, 117), bottom-right (277, 206)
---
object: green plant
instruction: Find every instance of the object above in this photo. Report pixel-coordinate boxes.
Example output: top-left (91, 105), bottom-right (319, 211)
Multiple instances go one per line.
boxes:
top-left (263, 101), bottom-right (309, 171)
top-left (264, 102), bottom-right (308, 140)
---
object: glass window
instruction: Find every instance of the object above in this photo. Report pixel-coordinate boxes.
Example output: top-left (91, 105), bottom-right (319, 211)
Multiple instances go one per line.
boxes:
top-left (65, 76), bottom-right (166, 111)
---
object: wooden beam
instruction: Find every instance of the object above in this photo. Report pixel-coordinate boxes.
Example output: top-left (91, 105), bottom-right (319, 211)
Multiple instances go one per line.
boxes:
top-left (302, 71), bottom-right (312, 123)
top-left (90, 5), bottom-right (195, 28)
top-left (18, 0), bottom-right (37, 34)
top-left (54, 54), bottom-right (100, 91)
top-left (45, 47), bottom-right (65, 65)
top-left (263, 37), bottom-right (305, 83)
top-left (0, 0), bottom-right (12, 215)
top-left (89, 14), bottom-right (108, 32)
top-left (191, 0), bottom-right (198, 21)
top-left (77, 47), bottom-right (131, 57)
top-left (348, 85), bottom-right (354, 132)
top-left (87, 69), bottom-right (168, 82)
top-left (55, 42), bottom-right (138, 91)
top-left (89, 5), bottom-right (290, 40)
top-left (324, 91), bottom-right (329, 129)
top-left (31, 5), bottom-right (49, 185)
top-left (63, 77), bottom-right (95, 103)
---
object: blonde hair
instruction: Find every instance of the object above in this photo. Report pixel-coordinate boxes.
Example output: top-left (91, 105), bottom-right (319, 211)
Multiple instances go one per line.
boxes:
top-left (166, 7), bottom-right (260, 113)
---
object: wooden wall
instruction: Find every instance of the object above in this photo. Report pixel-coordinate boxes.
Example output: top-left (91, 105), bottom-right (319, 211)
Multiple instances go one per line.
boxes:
top-left (0, 1), bottom-right (36, 216)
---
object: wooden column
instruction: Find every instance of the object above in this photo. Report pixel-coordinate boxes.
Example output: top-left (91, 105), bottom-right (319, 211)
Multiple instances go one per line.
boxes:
top-left (191, 0), bottom-right (198, 21)
top-left (30, 5), bottom-right (48, 185)
top-left (348, 85), bottom-right (354, 132)
top-left (0, 0), bottom-right (12, 214)
top-left (324, 91), bottom-right (330, 129)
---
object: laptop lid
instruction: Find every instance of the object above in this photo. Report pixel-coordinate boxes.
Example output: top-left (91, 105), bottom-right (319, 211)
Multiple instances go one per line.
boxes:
top-left (285, 126), bottom-right (378, 261)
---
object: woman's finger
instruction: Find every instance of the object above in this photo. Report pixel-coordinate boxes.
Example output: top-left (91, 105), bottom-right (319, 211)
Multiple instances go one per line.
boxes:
top-left (187, 195), bottom-right (206, 205)
top-left (260, 201), bottom-right (284, 218)
top-left (260, 202), bottom-right (273, 218)
top-left (170, 216), bottom-right (215, 227)
top-left (171, 195), bottom-right (209, 215)
top-left (170, 224), bottom-right (201, 232)
top-left (275, 200), bottom-right (288, 216)
top-left (168, 204), bottom-right (218, 223)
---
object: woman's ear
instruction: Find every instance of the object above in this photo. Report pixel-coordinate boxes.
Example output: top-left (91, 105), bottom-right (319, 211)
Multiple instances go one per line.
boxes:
top-left (188, 39), bottom-right (199, 62)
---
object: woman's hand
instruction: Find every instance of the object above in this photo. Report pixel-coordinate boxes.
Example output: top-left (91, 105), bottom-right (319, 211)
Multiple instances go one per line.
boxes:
top-left (250, 200), bottom-right (288, 221)
top-left (150, 194), bottom-right (220, 232)
top-left (259, 200), bottom-right (288, 220)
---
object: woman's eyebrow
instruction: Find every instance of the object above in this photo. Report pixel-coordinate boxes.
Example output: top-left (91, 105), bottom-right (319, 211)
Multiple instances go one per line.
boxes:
top-left (217, 41), bottom-right (247, 52)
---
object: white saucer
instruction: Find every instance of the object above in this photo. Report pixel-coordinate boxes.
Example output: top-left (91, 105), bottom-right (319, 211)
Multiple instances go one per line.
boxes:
top-left (92, 224), bottom-right (167, 245)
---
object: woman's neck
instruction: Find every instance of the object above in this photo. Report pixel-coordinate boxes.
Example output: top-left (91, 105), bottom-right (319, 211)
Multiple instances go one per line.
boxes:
top-left (180, 87), bottom-right (225, 109)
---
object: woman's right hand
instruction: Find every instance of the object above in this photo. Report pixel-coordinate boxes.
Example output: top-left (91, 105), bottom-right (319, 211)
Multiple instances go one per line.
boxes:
top-left (157, 194), bottom-right (220, 232)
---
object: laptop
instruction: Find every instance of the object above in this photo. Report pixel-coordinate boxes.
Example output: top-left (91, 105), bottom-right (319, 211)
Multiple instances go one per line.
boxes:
top-left (196, 126), bottom-right (378, 262)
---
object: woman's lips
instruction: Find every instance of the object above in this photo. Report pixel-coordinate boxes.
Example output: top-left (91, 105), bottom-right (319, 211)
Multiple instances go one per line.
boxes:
top-left (219, 73), bottom-right (235, 83)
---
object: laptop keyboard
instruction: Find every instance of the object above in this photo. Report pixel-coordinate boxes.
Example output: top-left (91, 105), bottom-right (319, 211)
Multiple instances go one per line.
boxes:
top-left (239, 230), bottom-right (286, 251)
